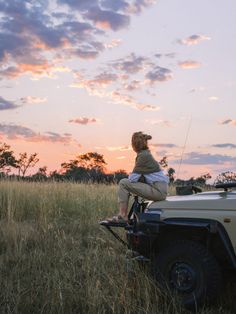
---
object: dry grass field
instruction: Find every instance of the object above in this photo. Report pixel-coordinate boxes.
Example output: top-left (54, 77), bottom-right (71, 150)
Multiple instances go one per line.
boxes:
top-left (0, 180), bottom-right (235, 313)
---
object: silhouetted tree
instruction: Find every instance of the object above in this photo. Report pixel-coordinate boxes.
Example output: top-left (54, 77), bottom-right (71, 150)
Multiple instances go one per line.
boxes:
top-left (0, 142), bottom-right (17, 173)
top-left (195, 173), bottom-right (212, 185)
top-left (159, 156), bottom-right (168, 168)
top-left (38, 166), bottom-right (47, 176)
top-left (49, 170), bottom-right (63, 181)
top-left (61, 152), bottom-right (107, 182)
top-left (31, 166), bottom-right (47, 181)
top-left (113, 169), bottom-right (128, 183)
top-left (17, 152), bottom-right (39, 177)
top-left (215, 171), bottom-right (236, 184)
top-left (76, 152), bottom-right (107, 171)
top-left (167, 167), bottom-right (176, 184)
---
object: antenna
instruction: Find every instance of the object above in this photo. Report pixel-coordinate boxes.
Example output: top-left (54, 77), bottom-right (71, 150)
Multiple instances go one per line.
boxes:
top-left (176, 116), bottom-right (192, 179)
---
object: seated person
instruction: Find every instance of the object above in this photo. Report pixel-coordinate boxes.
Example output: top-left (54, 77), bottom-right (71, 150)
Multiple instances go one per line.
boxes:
top-left (110, 131), bottom-right (169, 223)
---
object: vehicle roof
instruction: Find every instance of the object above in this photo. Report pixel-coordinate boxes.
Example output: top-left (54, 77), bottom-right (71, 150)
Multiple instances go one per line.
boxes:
top-left (148, 190), bottom-right (236, 211)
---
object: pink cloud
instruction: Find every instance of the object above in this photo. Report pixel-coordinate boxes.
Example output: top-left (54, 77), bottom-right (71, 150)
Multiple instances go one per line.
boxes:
top-left (20, 96), bottom-right (47, 104)
top-left (69, 117), bottom-right (99, 125)
top-left (178, 34), bottom-right (211, 46)
top-left (219, 119), bottom-right (236, 126)
top-left (0, 123), bottom-right (77, 144)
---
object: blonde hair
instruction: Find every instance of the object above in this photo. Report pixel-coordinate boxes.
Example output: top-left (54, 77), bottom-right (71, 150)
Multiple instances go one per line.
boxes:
top-left (131, 131), bottom-right (152, 153)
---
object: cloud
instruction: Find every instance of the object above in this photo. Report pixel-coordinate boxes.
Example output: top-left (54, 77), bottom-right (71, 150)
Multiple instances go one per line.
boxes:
top-left (20, 96), bottom-right (47, 104)
top-left (151, 143), bottom-right (177, 148)
top-left (84, 7), bottom-right (130, 31)
top-left (71, 76), bottom-right (159, 111)
top-left (178, 34), bottom-right (211, 46)
top-left (59, 0), bottom-right (156, 16)
top-left (0, 123), bottom-right (75, 144)
top-left (145, 66), bottom-right (173, 83)
top-left (107, 146), bottom-right (131, 151)
top-left (126, 0), bottom-right (157, 14)
top-left (208, 96), bottom-right (219, 101)
top-left (101, 0), bottom-right (129, 12)
top-left (68, 117), bottom-right (99, 125)
top-left (105, 38), bottom-right (122, 49)
top-left (0, 61), bottom-right (69, 80)
top-left (72, 72), bottom-right (118, 89)
top-left (146, 119), bottom-right (174, 127)
top-left (155, 52), bottom-right (176, 59)
top-left (92, 72), bottom-right (118, 85)
top-left (212, 143), bottom-right (236, 149)
top-left (177, 152), bottom-right (236, 165)
top-left (123, 80), bottom-right (141, 91)
top-left (0, 1), bottom-right (155, 80)
top-left (110, 91), bottom-right (160, 111)
top-left (110, 53), bottom-right (150, 74)
top-left (178, 60), bottom-right (201, 69)
top-left (0, 96), bottom-right (19, 110)
top-left (189, 86), bottom-right (206, 93)
top-left (219, 119), bottom-right (236, 126)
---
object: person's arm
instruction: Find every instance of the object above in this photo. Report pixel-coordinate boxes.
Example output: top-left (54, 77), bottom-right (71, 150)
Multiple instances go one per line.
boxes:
top-left (128, 172), bottom-right (141, 182)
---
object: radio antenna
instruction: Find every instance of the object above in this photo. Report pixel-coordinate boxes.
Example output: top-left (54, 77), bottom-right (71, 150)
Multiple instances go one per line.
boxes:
top-left (176, 116), bottom-right (192, 179)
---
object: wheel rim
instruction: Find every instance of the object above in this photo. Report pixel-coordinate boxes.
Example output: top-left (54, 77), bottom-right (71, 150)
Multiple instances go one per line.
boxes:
top-left (169, 262), bottom-right (197, 293)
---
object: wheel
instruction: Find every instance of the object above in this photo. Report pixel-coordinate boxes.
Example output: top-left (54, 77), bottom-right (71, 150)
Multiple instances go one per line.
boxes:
top-left (151, 240), bottom-right (221, 310)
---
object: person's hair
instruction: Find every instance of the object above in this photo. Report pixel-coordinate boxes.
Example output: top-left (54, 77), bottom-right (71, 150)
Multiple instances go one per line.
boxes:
top-left (131, 131), bottom-right (152, 153)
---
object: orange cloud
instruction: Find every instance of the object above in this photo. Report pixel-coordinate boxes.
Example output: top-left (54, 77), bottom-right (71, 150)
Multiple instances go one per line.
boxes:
top-left (178, 60), bottom-right (201, 69)
top-left (95, 20), bottom-right (111, 30)
top-left (208, 96), bottom-right (219, 101)
top-left (116, 156), bottom-right (126, 160)
top-left (107, 146), bottom-right (131, 151)
top-left (105, 39), bottom-right (122, 49)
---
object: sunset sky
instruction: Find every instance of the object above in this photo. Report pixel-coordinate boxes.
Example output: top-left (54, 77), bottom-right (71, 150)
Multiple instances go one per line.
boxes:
top-left (0, 0), bottom-right (236, 180)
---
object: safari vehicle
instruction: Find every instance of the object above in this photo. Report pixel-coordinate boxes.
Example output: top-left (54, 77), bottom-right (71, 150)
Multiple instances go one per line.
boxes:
top-left (100, 182), bottom-right (236, 310)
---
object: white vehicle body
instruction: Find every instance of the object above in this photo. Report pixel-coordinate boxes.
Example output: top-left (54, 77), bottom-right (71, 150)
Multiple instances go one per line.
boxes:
top-left (148, 190), bottom-right (236, 252)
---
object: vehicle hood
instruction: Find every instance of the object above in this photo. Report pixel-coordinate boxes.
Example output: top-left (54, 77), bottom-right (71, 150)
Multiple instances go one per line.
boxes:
top-left (148, 191), bottom-right (236, 211)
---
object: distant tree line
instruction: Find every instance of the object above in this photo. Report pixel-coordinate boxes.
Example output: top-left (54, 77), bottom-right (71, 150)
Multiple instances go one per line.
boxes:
top-left (0, 142), bottom-right (235, 185)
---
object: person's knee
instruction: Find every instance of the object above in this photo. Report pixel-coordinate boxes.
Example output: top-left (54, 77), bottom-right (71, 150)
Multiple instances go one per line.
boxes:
top-left (119, 178), bottom-right (130, 188)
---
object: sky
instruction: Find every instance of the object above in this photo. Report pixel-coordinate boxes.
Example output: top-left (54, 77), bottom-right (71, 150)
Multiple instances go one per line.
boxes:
top-left (0, 0), bottom-right (236, 181)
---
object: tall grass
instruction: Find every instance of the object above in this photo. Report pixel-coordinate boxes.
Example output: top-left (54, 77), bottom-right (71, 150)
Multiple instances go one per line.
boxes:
top-left (0, 180), bottom-right (234, 313)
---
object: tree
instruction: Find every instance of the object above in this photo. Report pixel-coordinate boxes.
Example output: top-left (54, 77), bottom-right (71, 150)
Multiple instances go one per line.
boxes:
top-left (38, 166), bottom-right (47, 176)
top-left (167, 167), bottom-right (176, 184)
top-left (61, 152), bottom-right (107, 182)
top-left (31, 166), bottom-right (47, 181)
top-left (76, 152), bottom-right (107, 171)
top-left (113, 169), bottom-right (128, 183)
top-left (49, 170), bottom-right (63, 181)
top-left (215, 171), bottom-right (236, 184)
top-left (195, 173), bottom-right (212, 185)
top-left (0, 142), bottom-right (17, 173)
top-left (159, 156), bottom-right (168, 168)
top-left (17, 152), bottom-right (39, 177)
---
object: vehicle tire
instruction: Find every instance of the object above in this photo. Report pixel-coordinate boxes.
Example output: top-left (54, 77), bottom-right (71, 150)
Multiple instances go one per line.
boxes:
top-left (151, 240), bottom-right (221, 310)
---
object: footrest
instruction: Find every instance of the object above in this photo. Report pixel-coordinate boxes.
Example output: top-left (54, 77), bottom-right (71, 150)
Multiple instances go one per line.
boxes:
top-left (99, 220), bottom-right (128, 228)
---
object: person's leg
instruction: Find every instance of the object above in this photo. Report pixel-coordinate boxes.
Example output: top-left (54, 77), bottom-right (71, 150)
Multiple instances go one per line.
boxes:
top-left (117, 178), bottom-right (130, 219)
top-left (116, 179), bottom-right (168, 220)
